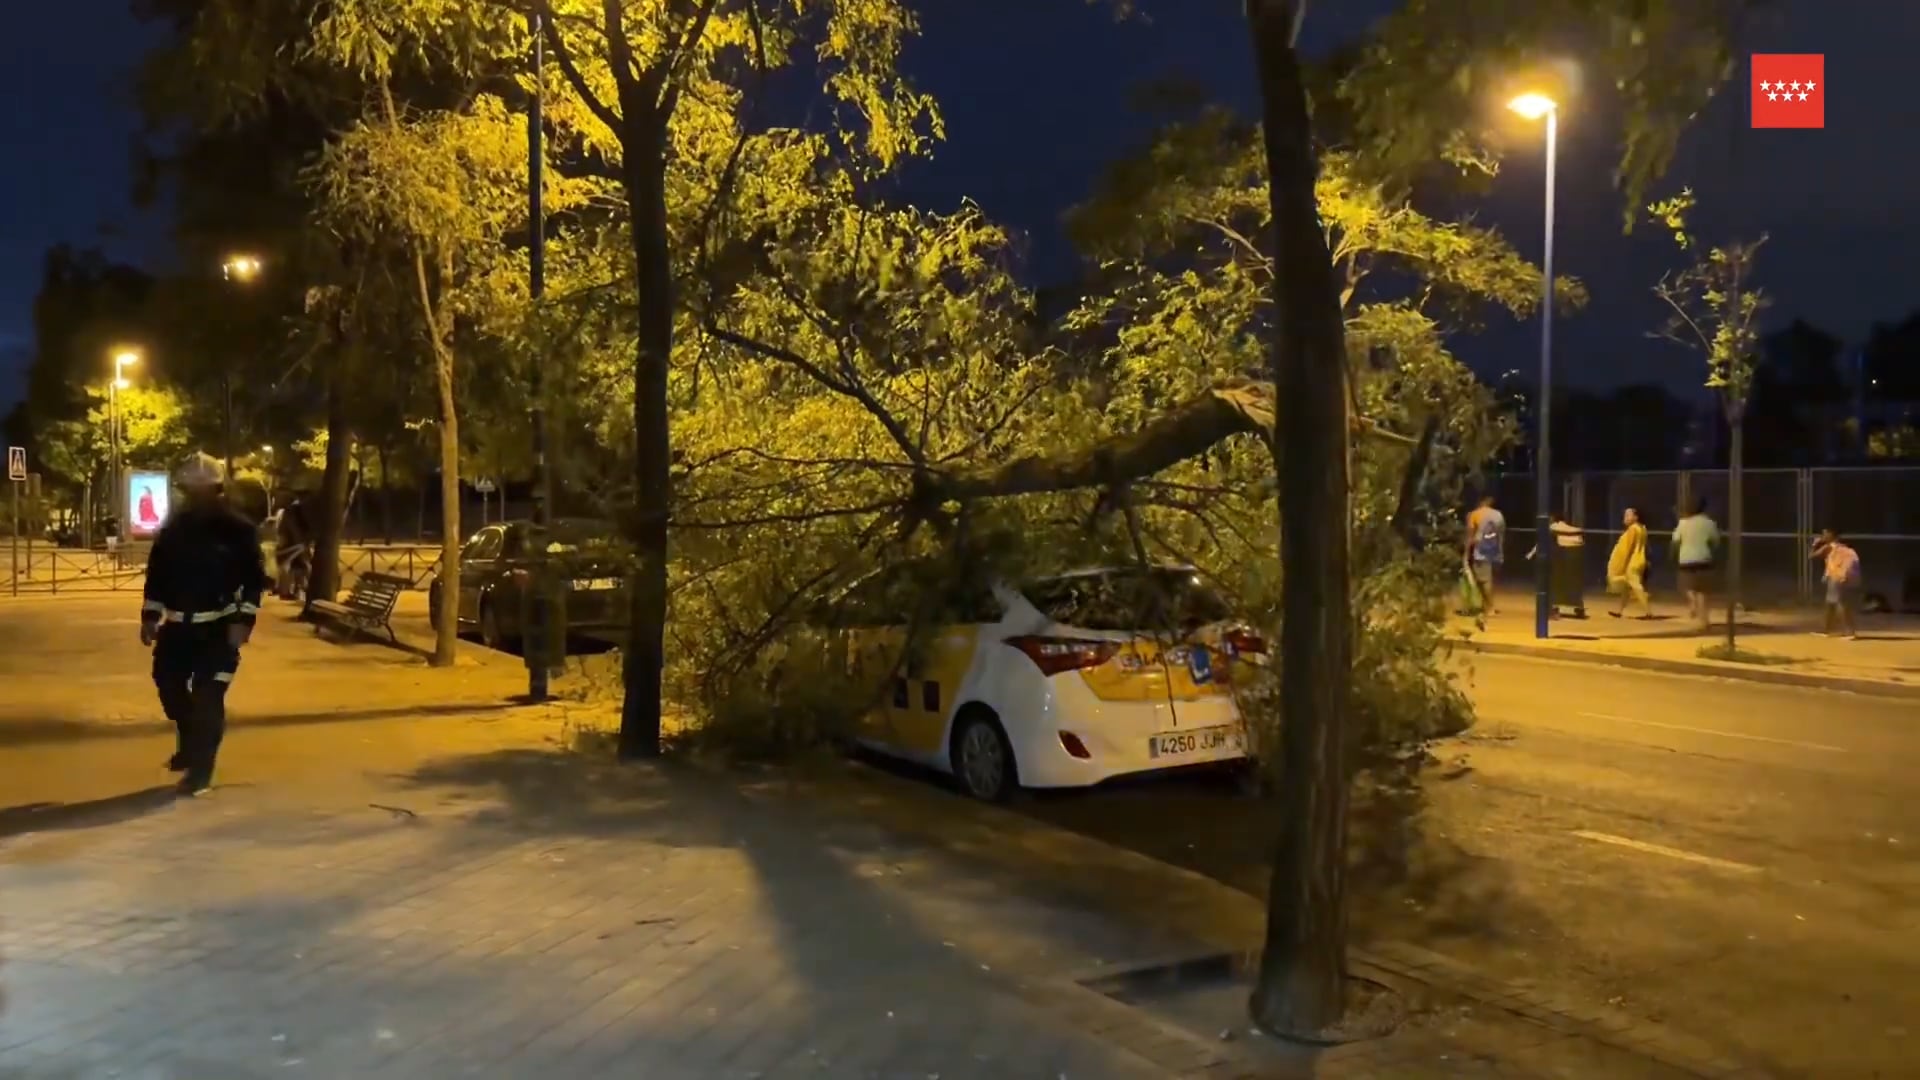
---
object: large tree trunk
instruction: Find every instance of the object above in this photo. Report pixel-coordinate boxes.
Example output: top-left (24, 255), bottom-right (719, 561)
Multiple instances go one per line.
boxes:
top-left (1247, 0), bottom-right (1358, 1037)
top-left (420, 252), bottom-right (462, 670)
top-left (303, 361), bottom-right (354, 612)
top-left (618, 111), bottom-right (672, 759)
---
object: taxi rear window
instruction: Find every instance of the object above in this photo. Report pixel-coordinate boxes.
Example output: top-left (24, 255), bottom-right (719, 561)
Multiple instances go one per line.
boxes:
top-left (1023, 569), bottom-right (1232, 631)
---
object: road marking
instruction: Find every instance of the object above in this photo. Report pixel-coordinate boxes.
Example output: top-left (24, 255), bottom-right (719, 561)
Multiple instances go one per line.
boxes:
top-left (1571, 830), bottom-right (1762, 874)
top-left (1577, 712), bottom-right (1847, 754)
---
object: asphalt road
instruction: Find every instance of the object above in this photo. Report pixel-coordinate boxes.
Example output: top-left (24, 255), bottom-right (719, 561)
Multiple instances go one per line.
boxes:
top-left (1020, 654), bottom-right (1920, 1078)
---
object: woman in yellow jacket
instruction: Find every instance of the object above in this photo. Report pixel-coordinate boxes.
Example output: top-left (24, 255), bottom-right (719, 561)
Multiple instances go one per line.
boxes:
top-left (1607, 506), bottom-right (1651, 618)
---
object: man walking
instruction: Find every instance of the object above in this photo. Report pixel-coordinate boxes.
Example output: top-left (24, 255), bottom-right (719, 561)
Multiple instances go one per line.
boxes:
top-left (1812, 528), bottom-right (1862, 640)
top-left (1672, 496), bottom-right (1721, 631)
top-left (1463, 494), bottom-right (1506, 626)
top-left (139, 453), bottom-right (267, 796)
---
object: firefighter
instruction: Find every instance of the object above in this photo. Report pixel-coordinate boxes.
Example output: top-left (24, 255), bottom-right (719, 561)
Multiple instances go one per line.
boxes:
top-left (138, 452), bottom-right (267, 796)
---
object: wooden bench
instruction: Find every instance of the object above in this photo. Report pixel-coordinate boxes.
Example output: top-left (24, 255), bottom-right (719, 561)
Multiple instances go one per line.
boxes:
top-left (309, 571), bottom-right (408, 644)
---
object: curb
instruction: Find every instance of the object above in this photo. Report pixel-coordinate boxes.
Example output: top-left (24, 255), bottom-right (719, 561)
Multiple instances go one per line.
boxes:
top-left (1460, 638), bottom-right (1920, 701)
top-left (785, 761), bottom-right (1762, 1079)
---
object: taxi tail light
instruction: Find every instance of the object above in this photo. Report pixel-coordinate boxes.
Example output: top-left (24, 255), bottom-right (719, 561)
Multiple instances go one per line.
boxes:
top-left (1057, 731), bottom-right (1092, 759)
top-left (1005, 636), bottom-right (1119, 676)
top-left (1224, 629), bottom-right (1267, 657)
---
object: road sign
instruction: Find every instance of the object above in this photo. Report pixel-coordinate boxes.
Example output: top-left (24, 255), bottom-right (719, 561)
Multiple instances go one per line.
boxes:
top-left (473, 477), bottom-right (497, 494)
top-left (6, 446), bottom-right (22, 482)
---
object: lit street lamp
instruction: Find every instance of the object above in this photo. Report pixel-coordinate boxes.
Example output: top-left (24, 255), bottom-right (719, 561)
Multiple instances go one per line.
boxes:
top-left (219, 253), bottom-right (264, 483)
top-left (109, 349), bottom-right (141, 543)
top-left (1509, 90), bottom-right (1558, 641)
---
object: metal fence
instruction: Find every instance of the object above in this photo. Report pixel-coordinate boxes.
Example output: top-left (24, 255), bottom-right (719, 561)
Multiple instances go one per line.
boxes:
top-left (1, 544), bottom-right (444, 597)
top-left (1, 547), bottom-right (146, 595)
top-left (1489, 466), bottom-right (1920, 607)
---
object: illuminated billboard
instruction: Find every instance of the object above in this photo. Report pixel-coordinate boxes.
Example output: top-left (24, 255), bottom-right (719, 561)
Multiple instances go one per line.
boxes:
top-left (127, 471), bottom-right (171, 538)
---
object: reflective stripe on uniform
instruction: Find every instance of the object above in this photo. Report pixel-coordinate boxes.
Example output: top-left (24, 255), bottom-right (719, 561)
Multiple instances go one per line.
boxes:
top-left (142, 600), bottom-right (166, 615)
top-left (211, 671), bottom-right (234, 683)
top-left (237, 603), bottom-right (260, 615)
top-left (162, 605), bottom-right (238, 624)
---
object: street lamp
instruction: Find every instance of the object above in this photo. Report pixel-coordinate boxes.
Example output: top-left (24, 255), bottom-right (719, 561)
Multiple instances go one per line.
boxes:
top-left (1508, 90), bottom-right (1559, 641)
top-left (109, 349), bottom-right (141, 544)
top-left (219, 253), bottom-right (264, 483)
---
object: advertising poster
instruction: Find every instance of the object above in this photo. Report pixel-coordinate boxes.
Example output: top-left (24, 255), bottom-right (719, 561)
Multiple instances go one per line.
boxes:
top-left (127, 471), bottom-right (170, 538)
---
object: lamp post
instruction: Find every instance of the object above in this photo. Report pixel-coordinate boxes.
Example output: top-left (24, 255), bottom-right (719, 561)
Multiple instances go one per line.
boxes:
top-left (221, 254), bottom-right (264, 486)
top-left (109, 349), bottom-right (140, 543)
top-left (1509, 91), bottom-right (1558, 641)
top-left (524, 11), bottom-right (556, 701)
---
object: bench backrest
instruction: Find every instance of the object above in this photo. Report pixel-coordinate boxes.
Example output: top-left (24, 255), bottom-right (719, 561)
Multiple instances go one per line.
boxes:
top-left (346, 572), bottom-right (408, 612)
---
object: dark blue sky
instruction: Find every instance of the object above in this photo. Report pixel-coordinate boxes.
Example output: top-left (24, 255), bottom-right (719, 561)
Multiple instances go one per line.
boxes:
top-left (3, 1), bottom-right (1914, 409)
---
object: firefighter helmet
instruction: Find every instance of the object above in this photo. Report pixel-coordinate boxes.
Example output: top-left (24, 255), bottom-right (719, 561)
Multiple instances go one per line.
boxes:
top-left (175, 452), bottom-right (226, 490)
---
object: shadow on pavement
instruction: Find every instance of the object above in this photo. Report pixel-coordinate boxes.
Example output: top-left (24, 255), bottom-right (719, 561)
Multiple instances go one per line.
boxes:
top-left (0, 786), bottom-right (178, 838)
top-left (0, 701), bottom-right (529, 748)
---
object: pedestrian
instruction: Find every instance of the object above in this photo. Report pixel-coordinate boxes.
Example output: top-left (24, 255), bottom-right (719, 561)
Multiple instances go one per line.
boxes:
top-left (1672, 496), bottom-right (1721, 631)
top-left (1811, 528), bottom-right (1862, 640)
top-left (1526, 511), bottom-right (1588, 618)
top-left (1463, 494), bottom-right (1506, 626)
top-left (138, 453), bottom-right (268, 796)
top-left (1606, 506), bottom-right (1651, 618)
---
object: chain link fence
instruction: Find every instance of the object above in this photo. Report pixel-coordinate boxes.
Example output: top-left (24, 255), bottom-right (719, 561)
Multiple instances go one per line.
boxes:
top-left (1489, 467), bottom-right (1920, 609)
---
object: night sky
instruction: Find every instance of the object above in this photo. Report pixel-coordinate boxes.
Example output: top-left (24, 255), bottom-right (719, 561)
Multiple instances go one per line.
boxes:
top-left (2, 1), bottom-right (1914, 410)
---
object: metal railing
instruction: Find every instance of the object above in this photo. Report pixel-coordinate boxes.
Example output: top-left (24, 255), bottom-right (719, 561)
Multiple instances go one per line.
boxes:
top-left (336, 545), bottom-right (442, 591)
top-left (3, 543), bottom-right (445, 598)
top-left (1, 547), bottom-right (146, 595)
top-left (1487, 466), bottom-right (1920, 607)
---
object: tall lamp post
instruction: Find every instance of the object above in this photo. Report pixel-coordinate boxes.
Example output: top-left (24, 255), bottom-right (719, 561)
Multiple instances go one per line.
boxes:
top-left (109, 349), bottom-right (140, 542)
top-left (221, 254), bottom-right (264, 486)
top-left (1509, 91), bottom-right (1558, 641)
top-left (524, 11), bottom-right (557, 701)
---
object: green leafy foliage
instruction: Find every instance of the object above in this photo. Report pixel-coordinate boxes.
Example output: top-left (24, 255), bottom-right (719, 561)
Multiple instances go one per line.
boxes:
top-left (1648, 188), bottom-right (1769, 408)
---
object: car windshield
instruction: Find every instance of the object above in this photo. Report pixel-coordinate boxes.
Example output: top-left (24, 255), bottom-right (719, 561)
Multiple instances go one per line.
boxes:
top-left (1022, 567), bottom-right (1233, 631)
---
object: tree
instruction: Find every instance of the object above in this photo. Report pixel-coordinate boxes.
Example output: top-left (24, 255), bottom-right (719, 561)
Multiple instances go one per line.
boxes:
top-left (1649, 187), bottom-right (1768, 651)
top-left (527, 0), bottom-right (939, 756)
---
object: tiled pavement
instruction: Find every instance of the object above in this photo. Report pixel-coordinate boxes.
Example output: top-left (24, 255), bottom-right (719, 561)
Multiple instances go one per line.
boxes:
top-left (0, 765), bottom-right (1180, 1079)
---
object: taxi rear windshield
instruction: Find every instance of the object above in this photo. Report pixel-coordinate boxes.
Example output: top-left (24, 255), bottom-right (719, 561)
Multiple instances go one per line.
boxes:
top-left (1023, 568), bottom-right (1233, 631)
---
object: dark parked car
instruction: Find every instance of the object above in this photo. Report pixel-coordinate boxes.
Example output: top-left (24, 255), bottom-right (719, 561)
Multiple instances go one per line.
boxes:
top-left (427, 519), bottom-right (627, 651)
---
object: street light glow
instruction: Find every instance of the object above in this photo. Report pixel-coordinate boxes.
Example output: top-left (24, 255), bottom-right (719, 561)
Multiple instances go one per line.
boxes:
top-left (114, 377), bottom-right (131, 390)
top-left (1508, 92), bottom-right (1558, 120)
top-left (113, 349), bottom-right (140, 368)
top-left (223, 254), bottom-right (263, 282)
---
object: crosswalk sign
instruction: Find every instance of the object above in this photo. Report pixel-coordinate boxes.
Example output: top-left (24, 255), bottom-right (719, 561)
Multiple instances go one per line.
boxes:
top-left (7, 446), bottom-right (23, 482)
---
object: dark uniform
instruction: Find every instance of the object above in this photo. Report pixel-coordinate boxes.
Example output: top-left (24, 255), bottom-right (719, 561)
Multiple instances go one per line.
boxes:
top-left (139, 502), bottom-right (267, 791)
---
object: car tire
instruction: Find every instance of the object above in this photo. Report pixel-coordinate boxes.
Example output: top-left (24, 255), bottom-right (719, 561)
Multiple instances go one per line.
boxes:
top-left (428, 581), bottom-right (443, 632)
top-left (479, 599), bottom-right (506, 651)
top-left (950, 709), bottom-right (1018, 803)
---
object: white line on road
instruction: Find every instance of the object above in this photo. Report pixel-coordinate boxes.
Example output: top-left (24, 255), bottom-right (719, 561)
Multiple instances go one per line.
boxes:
top-left (1571, 830), bottom-right (1763, 874)
top-left (1577, 712), bottom-right (1847, 754)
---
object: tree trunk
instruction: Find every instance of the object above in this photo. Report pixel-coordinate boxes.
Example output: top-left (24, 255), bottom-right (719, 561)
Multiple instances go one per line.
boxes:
top-left (417, 250), bottom-right (462, 670)
top-left (1726, 411), bottom-right (1743, 650)
top-left (1246, 0), bottom-right (1357, 1038)
top-left (378, 443), bottom-right (394, 544)
top-left (618, 111), bottom-right (672, 759)
top-left (303, 364), bottom-right (354, 613)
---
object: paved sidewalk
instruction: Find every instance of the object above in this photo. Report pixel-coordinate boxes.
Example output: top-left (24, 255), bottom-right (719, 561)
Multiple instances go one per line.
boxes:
top-left (1455, 588), bottom-right (1920, 696)
top-left (0, 595), bottom-right (1766, 1078)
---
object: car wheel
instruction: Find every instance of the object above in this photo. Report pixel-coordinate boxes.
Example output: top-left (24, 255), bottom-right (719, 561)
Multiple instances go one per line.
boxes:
top-left (950, 710), bottom-right (1017, 803)
top-left (479, 599), bottom-right (505, 651)
top-left (428, 581), bottom-right (443, 632)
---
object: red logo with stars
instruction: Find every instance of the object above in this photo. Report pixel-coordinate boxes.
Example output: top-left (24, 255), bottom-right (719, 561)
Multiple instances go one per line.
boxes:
top-left (1751, 54), bottom-right (1823, 129)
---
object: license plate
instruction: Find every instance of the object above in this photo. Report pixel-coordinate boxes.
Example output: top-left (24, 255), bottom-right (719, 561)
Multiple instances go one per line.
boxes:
top-left (1147, 725), bottom-right (1240, 759)
top-left (571, 577), bottom-right (619, 591)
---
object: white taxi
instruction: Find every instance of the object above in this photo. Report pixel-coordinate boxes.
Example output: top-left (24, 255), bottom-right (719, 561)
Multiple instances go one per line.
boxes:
top-left (834, 563), bottom-right (1265, 801)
